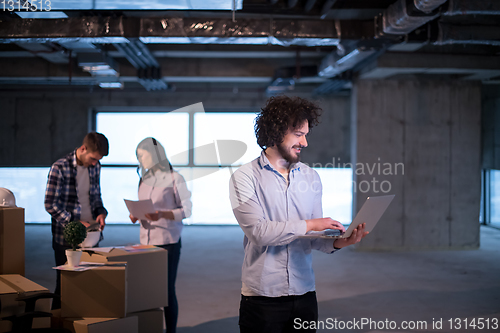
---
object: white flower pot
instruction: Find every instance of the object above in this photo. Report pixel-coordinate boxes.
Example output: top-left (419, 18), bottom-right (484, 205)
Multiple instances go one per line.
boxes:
top-left (65, 249), bottom-right (83, 267)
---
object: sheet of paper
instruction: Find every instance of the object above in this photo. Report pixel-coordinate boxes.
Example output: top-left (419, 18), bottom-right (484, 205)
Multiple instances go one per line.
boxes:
top-left (124, 199), bottom-right (155, 220)
top-left (53, 262), bottom-right (125, 271)
top-left (123, 244), bottom-right (159, 253)
top-left (81, 246), bottom-right (115, 253)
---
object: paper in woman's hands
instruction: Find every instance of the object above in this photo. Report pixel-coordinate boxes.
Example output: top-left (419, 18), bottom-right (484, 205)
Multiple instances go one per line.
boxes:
top-left (124, 199), bottom-right (155, 220)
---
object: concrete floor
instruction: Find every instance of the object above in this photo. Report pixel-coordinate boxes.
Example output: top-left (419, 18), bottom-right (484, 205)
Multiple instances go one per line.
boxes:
top-left (25, 224), bottom-right (500, 333)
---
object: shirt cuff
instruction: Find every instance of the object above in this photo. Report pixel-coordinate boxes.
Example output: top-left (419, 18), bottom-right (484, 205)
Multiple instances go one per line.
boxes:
top-left (171, 208), bottom-right (184, 221)
top-left (298, 220), bottom-right (308, 236)
top-left (324, 239), bottom-right (339, 253)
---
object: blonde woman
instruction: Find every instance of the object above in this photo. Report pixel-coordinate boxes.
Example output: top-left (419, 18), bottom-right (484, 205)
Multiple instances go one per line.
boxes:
top-left (129, 137), bottom-right (192, 333)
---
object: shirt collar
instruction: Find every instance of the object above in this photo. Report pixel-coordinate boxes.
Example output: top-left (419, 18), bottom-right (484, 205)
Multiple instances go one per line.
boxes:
top-left (258, 150), bottom-right (301, 173)
top-left (70, 149), bottom-right (79, 169)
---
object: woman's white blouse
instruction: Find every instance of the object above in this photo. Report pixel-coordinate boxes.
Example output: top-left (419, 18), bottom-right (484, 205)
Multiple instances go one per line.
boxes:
top-left (138, 170), bottom-right (192, 245)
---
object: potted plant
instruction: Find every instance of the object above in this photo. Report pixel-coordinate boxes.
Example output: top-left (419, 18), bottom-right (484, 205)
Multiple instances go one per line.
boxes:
top-left (63, 221), bottom-right (87, 267)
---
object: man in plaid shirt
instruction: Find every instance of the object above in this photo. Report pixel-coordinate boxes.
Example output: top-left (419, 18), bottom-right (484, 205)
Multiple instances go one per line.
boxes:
top-left (44, 132), bottom-right (109, 309)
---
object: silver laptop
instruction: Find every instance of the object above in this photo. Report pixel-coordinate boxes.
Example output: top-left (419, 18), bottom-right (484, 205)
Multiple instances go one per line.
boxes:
top-left (300, 194), bottom-right (395, 239)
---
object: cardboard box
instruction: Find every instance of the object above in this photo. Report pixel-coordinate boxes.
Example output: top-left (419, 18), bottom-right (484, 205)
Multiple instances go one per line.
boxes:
top-left (50, 309), bottom-right (79, 333)
top-left (53, 310), bottom-right (140, 333)
top-left (0, 274), bottom-right (50, 332)
top-left (80, 246), bottom-right (168, 313)
top-left (68, 317), bottom-right (138, 333)
top-left (0, 207), bottom-right (25, 276)
top-left (129, 308), bottom-right (164, 333)
top-left (61, 264), bottom-right (127, 318)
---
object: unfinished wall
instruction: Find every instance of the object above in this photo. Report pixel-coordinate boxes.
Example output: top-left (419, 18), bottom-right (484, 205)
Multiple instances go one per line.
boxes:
top-left (352, 80), bottom-right (481, 250)
top-left (0, 89), bottom-right (350, 167)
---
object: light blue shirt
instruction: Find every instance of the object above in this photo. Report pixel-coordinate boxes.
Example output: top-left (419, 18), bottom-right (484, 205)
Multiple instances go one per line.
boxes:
top-left (229, 151), bottom-right (337, 297)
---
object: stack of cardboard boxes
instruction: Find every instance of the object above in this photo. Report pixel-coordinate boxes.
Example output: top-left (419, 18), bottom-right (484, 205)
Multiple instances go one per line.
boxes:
top-left (0, 207), bottom-right (52, 332)
top-left (1, 206), bottom-right (168, 333)
top-left (0, 207), bottom-right (25, 276)
top-left (56, 246), bottom-right (168, 333)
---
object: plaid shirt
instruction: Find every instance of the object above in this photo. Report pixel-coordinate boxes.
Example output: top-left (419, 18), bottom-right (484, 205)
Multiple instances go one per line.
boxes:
top-left (44, 149), bottom-right (107, 246)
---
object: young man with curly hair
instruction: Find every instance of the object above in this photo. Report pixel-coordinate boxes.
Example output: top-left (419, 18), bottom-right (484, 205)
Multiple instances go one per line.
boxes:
top-left (230, 96), bottom-right (368, 333)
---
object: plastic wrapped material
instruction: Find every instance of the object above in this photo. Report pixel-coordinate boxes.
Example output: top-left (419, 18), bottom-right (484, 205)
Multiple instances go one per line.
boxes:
top-left (0, 18), bottom-right (340, 46)
top-left (383, 0), bottom-right (440, 35)
top-left (413, 0), bottom-right (447, 13)
top-left (318, 49), bottom-right (377, 78)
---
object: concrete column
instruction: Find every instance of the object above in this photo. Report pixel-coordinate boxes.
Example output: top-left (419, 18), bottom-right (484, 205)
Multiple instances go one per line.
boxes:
top-left (352, 80), bottom-right (481, 250)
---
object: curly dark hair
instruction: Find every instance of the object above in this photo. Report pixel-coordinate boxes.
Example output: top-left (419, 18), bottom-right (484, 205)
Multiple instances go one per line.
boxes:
top-left (255, 96), bottom-right (322, 149)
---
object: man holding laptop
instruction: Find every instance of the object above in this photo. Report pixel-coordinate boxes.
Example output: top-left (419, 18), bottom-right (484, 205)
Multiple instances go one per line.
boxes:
top-left (230, 96), bottom-right (374, 333)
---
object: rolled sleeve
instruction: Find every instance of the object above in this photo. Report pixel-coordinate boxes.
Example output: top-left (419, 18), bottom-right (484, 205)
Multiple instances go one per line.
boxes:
top-left (172, 172), bottom-right (192, 221)
top-left (311, 238), bottom-right (339, 254)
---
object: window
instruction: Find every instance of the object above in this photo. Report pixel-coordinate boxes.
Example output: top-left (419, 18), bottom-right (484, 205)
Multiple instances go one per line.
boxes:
top-left (1, 105), bottom-right (353, 224)
top-left (194, 113), bottom-right (261, 166)
top-left (97, 112), bottom-right (189, 165)
top-left (0, 168), bottom-right (50, 223)
top-left (492, 170), bottom-right (500, 227)
top-left (96, 107), bottom-right (352, 225)
top-left (482, 169), bottom-right (500, 228)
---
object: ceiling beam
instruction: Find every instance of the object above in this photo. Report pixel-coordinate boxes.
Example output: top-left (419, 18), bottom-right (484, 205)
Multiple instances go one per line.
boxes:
top-left (360, 52), bottom-right (500, 80)
top-left (0, 50), bottom-right (329, 58)
top-left (0, 17), bottom-right (374, 43)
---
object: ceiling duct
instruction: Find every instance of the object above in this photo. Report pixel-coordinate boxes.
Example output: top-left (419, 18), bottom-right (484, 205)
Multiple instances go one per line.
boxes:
top-left (15, 42), bottom-right (69, 63)
top-left (380, 0), bottom-right (445, 35)
top-left (443, 0), bottom-right (500, 16)
top-left (313, 78), bottom-right (351, 95)
top-left (266, 78), bottom-right (296, 95)
top-left (318, 48), bottom-right (377, 78)
top-left (78, 53), bottom-right (119, 76)
top-left (413, 0), bottom-right (448, 13)
top-left (78, 52), bottom-right (122, 88)
top-left (266, 65), bottom-right (318, 95)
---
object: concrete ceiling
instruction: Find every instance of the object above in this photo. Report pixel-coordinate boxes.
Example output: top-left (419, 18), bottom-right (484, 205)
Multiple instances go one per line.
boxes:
top-left (0, 0), bottom-right (499, 94)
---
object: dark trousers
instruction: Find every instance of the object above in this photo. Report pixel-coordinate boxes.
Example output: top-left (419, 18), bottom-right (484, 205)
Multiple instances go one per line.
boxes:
top-left (157, 240), bottom-right (181, 333)
top-left (52, 240), bottom-right (71, 310)
top-left (239, 291), bottom-right (318, 333)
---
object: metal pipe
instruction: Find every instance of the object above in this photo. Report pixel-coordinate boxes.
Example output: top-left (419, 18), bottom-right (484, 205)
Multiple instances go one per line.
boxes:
top-left (124, 44), bottom-right (148, 68)
top-left (114, 44), bottom-right (142, 69)
top-left (133, 40), bottom-right (160, 67)
top-left (126, 42), bottom-right (151, 68)
top-left (413, 0), bottom-right (447, 13)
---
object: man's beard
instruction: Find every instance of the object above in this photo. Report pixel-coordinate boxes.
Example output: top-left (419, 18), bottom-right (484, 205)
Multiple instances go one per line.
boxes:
top-left (277, 142), bottom-right (301, 164)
